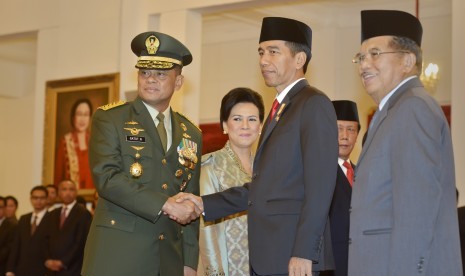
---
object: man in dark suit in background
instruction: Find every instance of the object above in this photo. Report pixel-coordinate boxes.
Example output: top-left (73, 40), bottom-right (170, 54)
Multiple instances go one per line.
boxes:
top-left (178, 17), bottom-right (338, 276)
top-left (321, 101), bottom-right (360, 276)
top-left (45, 179), bottom-right (92, 275)
top-left (6, 186), bottom-right (50, 276)
top-left (0, 196), bottom-right (16, 275)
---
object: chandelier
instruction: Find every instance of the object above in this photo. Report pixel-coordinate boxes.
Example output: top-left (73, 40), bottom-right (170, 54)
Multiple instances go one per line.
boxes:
top-left (420, 62), bottom-right (439, 93)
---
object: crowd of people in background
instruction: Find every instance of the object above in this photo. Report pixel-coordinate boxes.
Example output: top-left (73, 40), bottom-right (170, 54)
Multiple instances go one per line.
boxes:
top-left (0, 182), bottom-right (97, 276)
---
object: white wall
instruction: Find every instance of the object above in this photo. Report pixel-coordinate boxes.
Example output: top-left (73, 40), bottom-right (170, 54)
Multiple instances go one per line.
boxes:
top-left (0, 0), bottom-right (123, 215)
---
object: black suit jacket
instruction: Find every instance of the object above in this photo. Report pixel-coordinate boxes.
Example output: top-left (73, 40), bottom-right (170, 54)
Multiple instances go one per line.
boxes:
top-left (322, 165), bottom-right (353, 276)
top-left (45, 204), bottom-right (92, 276)
top-left (7, 212), bottom-right (50, 276)
top-left (203, 80), bottom-right (339, 274)
top-left (0, 218), bottom-right (16, 275)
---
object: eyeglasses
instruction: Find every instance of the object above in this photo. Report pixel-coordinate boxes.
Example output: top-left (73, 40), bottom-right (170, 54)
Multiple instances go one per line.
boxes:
top-left (352, 49), bottom-right (410, 64)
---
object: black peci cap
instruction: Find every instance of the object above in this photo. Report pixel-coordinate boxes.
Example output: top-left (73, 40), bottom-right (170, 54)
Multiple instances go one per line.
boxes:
top-left (131, 31), bottom-right (192, 69)
top-left (332, 100), bottom-right (359, 123)
top-left (361, 10), bottom-right (423, 46)
top-left (259, 17), bottom-right (312, 50)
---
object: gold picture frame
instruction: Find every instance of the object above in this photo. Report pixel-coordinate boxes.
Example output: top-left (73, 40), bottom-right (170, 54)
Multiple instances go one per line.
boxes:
top-left (43, 73), bottom-right (120, 200)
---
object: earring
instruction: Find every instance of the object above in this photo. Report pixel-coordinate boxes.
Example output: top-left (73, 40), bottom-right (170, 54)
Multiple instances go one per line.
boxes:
top-left (223, 130), bottom-right (227, 135)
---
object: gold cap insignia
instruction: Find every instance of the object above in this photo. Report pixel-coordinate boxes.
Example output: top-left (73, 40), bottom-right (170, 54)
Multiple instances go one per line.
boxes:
top-left (145, 35), bottom-right (160, 55)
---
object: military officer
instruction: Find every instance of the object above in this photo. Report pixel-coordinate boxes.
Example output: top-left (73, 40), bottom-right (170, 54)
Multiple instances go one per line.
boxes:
top-left (81, 31), bottom-right (202, 276)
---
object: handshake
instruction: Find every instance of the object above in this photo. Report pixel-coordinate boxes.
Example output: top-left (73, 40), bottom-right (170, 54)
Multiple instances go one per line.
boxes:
top-left (161, 192), bottom-right (204, 224)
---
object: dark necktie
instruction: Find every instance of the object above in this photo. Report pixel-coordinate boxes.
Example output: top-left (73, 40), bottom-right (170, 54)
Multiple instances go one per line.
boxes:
top-left (270, 99), bottom-right (279, 120)
top-left (31, 215), bottom-right (37, 235)
top-left (343, 161), bottom-right (354, 186)
top-left (60, 207), bottom-right (67, 229)
top-left (156, 113), bottom-right (167, 152)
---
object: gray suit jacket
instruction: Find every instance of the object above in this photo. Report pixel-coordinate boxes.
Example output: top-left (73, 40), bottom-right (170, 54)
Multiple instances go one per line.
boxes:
top-left (349, 77), bottom-right (462, 275)
top-left (203, 79), bottom-right (338, 274)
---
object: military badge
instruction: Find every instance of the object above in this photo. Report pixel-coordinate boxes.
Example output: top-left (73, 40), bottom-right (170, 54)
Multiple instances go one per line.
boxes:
top-left (124, 127), bottom-right (145, 136)
top-left (180, 122), bottom-right (187, 131)
top-left (145, 35), bottom-right (160, 55)
top-left (130, 162), bottom-right (143, 178)
top-left (180, 180), bottom-right (187, 192)
top-left (130, 146), bottom-right (144, 177)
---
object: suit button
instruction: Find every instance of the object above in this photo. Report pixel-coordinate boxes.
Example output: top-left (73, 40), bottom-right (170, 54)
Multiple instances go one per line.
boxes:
top-left (348, 238), bottom-right (352, 244)
top-left (162, 183), bottom-right (168, 190)
top-left (248, 200), bottom-right (253, 206)
top-left (159, 234), bottom-right (165, 240)
top-left (348, 207), bottom-right (352, 213)
top-left (162, 159), bottom-right (167, 165)
top-left (110, 220), bottom-right (115, 225)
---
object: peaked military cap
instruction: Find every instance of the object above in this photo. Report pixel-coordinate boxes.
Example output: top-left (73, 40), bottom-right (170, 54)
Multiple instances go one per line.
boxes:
top-left (259, 17), bottom-right (312, 50)
top-left (361, 10), bottom-right (423, 46)
top-left (332, 100), bottom-right (359, 123)
top-left (131, 31), bottom-right (192, 69)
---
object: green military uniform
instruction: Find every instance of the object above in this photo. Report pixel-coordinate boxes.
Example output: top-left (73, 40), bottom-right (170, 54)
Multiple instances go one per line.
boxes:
top-left (82, 32), bottom-right (202, 276)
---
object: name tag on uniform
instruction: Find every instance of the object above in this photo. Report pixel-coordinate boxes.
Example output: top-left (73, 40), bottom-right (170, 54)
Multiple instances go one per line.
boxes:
top-left (126, 136), bottom-right (146, 143)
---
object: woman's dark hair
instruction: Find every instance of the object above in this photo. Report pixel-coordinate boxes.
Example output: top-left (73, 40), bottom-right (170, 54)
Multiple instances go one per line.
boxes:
top-left (70, 98), bottom-right (93, 129)
top-left (220, 87), bottom-right (265, 130)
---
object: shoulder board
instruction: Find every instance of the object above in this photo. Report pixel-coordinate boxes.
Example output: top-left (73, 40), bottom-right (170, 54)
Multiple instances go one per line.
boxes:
top-left (98, 100), bottom-right (127, 111)
top-left (176, 112), bottom-right (201, 132)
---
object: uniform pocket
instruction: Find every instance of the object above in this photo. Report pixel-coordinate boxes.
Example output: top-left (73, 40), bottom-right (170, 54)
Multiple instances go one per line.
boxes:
top-left (95, 209), bottom-right (136, 233)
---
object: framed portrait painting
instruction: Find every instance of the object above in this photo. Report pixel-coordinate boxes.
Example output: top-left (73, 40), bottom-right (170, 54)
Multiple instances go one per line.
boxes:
top-left (43, 73), bottom-right (119, 200)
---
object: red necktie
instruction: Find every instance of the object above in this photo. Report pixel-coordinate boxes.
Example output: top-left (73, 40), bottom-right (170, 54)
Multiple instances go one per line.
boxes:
top-left (270, 99), bottom-right (279, 119)
top-left (60, 207), bottom-right (67, 229)
top-left (343, 161), bottom-right (354, 186)
top-left (31, 215), bottom-right (37, 235)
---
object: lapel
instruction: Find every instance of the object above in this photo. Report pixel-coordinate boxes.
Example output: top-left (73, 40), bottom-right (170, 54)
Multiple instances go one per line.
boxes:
top-left (131, 98), bottom-right (162, 154)
top-left (256, 79), bottom-right (309, 159)
top-left (168, 109), bottom-right (182, 156)
top-left (357, 78), bottom-right (423, 167)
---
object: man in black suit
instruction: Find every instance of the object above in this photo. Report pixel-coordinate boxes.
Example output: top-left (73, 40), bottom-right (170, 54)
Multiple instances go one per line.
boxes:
top-left (45, 179), bottom-right (92, 276)
top-left (321, 101), bottom-right (360, 276)
top-left (6, 186), bottom-right (50, 276)
top-left (0, 196), bottom-right (16, 275)
top-left (178, 17), bottom-right (338, 276)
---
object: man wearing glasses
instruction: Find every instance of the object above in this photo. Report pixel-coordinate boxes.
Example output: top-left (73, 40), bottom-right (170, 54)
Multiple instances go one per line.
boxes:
top-left (6, 186), bottom-right (50, 276)
top-left (349, 10), bottom-right (461, 275)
